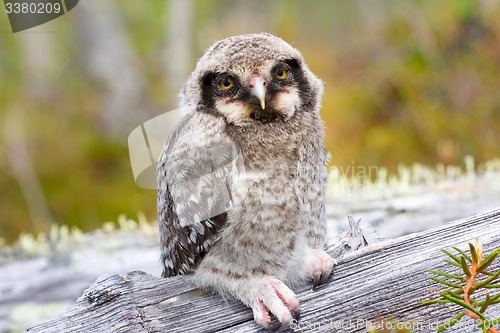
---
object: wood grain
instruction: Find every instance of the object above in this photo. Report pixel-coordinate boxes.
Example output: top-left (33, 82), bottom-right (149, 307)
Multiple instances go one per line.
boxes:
top-left (26, 208), bottom-right (500, 333)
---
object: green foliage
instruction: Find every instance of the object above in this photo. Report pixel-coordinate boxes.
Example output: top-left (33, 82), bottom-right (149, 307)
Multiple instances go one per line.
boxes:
top-left (424, 239), bottom-right (500, 332)
top-left (0, 95), bottom-right (157, 243)
top-left (320, 1), bottom-right (500, 169)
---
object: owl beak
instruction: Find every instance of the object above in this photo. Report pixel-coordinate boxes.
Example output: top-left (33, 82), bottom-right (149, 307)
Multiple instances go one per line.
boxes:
top-left (250, 77), bottom-right (266, 109)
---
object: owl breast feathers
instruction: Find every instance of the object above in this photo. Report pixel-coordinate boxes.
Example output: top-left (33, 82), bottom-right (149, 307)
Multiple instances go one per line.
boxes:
top-left (157, 33), bottom-right (334, 329)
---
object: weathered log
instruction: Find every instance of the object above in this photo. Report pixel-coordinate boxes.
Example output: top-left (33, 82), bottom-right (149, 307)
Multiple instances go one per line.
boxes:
top-left (26, 208), bottom-right (500, 333)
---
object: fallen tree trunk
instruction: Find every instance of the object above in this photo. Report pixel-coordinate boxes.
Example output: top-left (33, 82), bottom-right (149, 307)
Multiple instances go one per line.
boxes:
top-left (27, 208), bottom-right (500, 333)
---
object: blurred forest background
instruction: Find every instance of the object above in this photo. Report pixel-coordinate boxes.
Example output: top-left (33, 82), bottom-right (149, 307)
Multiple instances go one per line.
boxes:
top-left (0, 0), bottom-right (499, 244)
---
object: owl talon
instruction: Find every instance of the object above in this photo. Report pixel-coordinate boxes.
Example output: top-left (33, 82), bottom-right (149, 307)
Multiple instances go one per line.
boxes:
top-left (263, 323), bottom-right (281, 331)
top-left (320, 267), bottom-right (332, 284)
top-left (292, 307), bottom-right (301, 321)
top-left (250, 278), bottom-right (300, 329)
top-left (307, 249), bottom-right (335, 290)
top-left (312, 273), bottom-right (321, 291)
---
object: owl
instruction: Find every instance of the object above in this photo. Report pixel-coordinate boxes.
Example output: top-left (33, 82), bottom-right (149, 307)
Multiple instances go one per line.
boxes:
top-left (157, 33), bottom-right (334, 329)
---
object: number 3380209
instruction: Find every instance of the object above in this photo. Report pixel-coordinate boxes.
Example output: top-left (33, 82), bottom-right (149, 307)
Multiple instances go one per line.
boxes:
top-left (5, 2), bottom-right (62, 14)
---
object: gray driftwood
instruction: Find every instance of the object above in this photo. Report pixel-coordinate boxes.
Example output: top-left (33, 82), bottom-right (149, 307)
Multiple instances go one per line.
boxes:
top-left (26, 208), bottom-right (500, 333)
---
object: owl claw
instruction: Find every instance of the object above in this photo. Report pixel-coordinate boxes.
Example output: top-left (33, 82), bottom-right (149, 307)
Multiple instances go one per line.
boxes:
top-left (312, 273), bottom-right (322, 291)
top-left (307, 249), bottom-right (335, 290)
top-left (251, 278), bottom-right (300, 330)
top-left (292, 307), bottom-right (301, 321)
top-left (263, 322), bottom-right (281, 331)
top-left (312, 269), bottom-right (332, 290)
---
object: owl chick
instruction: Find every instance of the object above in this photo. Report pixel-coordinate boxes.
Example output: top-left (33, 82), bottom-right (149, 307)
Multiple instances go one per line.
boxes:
top-left (157, 33), bottom-right (334, 329)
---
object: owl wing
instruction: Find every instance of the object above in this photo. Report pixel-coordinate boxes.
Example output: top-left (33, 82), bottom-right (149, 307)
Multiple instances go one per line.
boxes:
top-left (157, 112), bottom-right (238, 277)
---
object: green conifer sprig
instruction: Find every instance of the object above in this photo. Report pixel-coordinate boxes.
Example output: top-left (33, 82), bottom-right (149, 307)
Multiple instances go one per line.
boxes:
top-left (424, 239), bottom-right (500, 333)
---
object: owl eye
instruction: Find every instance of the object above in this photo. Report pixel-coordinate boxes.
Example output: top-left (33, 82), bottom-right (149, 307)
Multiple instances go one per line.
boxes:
top-left (218, 77), bottom-right (234, 90)
top-left (275, 67), bottom-right (288, 79)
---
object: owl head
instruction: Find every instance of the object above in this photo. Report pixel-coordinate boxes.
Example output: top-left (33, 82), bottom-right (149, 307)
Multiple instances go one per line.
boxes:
top-left (179, 33), bottom-right (323, 125)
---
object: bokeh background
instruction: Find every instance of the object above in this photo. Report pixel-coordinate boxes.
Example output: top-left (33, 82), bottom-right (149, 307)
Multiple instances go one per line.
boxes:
top-left (1, 0), bottom-right (499, 244)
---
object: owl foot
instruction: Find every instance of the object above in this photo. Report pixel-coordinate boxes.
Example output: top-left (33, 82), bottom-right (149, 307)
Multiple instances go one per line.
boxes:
top-left (250, 277), bottom-right (300, 330)
top-left (306, 249), bottom-right (335, 290)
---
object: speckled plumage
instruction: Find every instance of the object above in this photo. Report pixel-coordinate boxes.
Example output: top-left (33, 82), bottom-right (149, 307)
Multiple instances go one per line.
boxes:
top-left (157, 33), bottom-right (334, 329)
